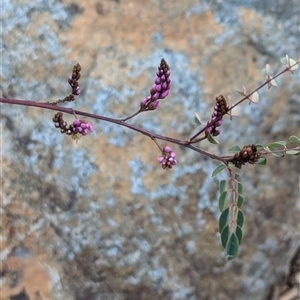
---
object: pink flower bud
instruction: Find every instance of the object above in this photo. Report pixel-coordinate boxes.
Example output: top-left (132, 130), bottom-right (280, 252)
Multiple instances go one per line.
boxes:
top-left (158, 156), bottom-right (164, 163)
top-left (160, 90), bottom-right (169, 99)
top-left (73, 119), bottom-right (81, 126)
top-left (148, 100), bottom-right (160, 110)
top-left (163, 146), bottom-right (172, 153)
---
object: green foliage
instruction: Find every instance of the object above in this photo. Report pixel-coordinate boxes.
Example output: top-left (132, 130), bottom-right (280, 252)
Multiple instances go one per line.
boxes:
top-left (227, 145), bottom-right (241, 153)
top-left (211, 163), bottom-right (226, 177)
top-left (264, 137), bottom-right (300, 157)
top-left (218, 178), bottom-right (245, 260)
top-left (225, 233), bottom-right (240, 260)
top-left (280, 55), bottom-right (299, 71)
top-left (255, 144), bottom-right (264, 152)
top-left (219, 207), bottom-right (230, 233)
top-left (218, 191), bottom-right (228, 212)
top-left (289, 135), bottom-right (300, 146)
top-left (207, 133), bottom-right (219, 144)
top-left (236, 195), bottom-right (244, 208)
top-left (250, 91), bottom-right (260, 103)
top-left (266, 141), bottom-right (286, 157)
top-left (257, 157), bottom-right (267, 165)
top-left (191, 112), bottom-right (202, 125)
top-left (219, 179), bottom-right (227, 193)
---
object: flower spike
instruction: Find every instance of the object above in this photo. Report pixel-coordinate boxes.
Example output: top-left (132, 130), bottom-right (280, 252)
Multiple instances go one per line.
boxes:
top-left (140, 59), bottom-right (171, 111)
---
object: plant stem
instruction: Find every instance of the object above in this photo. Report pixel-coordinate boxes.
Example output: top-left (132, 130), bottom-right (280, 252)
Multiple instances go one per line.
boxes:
top-left (0, 97), bottom-right (224, 162)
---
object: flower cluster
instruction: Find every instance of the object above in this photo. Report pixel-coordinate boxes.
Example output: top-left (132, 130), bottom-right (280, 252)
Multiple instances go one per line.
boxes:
top-left (140, 59), bottom-right (171, 111)
top-left (60, 63), bottom-right (82, 103)
top-left (229, 144), bottom-right (261, 169)
top-left (53, 112), bottom-right (93, 137)
top-left (158, 146), bottom-right (177, 169)
top-left (205, 95), bottom-right (229, 137)
top-left (69, 63), bottom-right (81, 95)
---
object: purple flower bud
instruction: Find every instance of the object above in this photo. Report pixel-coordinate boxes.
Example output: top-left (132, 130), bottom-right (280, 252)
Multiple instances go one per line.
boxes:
top-left (144, 59), bottom-right (171, 110)
top-left (73, 119), bottom-right (81, 126)
top-left (140, 97), bottom-right (151, 109)
top-left (152, 93), bottom-right (160, 100)
top-left (158, 156), bottom-right (164, 163)
top-left (205, 127), bottom-right (212, 135)
top-left (158, 145), bottom-right (177, 169)
top-left (73, 87), bottom-right (81, 95)
top-left (150, 84), bottom-right (157, 95)
top-left (155, 85), bottom-right (162, 92)
top-left (87, 124), bottom-right (93, 132)
top-left (215, 119), bottom-right (223, 126)
top-left (155, 77), bottom-right (161, 84)
top-left (160, 90), bottom-right (169, 99)
top-left (163, 146), bottom-right (172, 153)
top-left (148, 100), bottom-right (160, 110)
top-left (72, 119), bottom-right (93, 136)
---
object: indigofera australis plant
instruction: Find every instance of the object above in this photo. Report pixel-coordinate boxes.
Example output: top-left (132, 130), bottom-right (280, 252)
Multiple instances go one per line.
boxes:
top-left (1, 55), bottom-right (299, 259)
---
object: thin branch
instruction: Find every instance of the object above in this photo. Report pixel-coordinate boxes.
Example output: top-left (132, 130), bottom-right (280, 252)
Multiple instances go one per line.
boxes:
top-left (0, 97), bottom-right (224, 162)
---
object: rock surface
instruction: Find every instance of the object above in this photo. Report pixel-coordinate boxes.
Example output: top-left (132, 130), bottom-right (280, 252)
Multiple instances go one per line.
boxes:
top-left (1, 1), bottom-right (299, 299)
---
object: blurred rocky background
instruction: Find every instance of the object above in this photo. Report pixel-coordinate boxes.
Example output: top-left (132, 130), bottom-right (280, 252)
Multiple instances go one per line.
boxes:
top-left (1, 1), bottom-right (299, 299)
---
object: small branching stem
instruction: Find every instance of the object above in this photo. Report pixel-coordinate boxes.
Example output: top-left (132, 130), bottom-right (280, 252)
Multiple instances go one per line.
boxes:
top-left (0, 97), bottom-right (224, 162)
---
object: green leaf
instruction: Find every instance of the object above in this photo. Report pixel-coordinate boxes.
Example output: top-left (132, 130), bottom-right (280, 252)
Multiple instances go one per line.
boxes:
top-left (219, 207), bottom-right (230, 233)
top-left (250, 91), bottom-right (259, 104)
top-left (235, 225), bottom-right (243, 244)
top-left (236, 85), bottom-right (247, 96)
top-left (289, 135), bottom-right (300, 146)
top-left (257, 157), bottom-right (267, 165)
top-left (289, 58), bottom-right (298, 71)
top-left (237, 209), bottom-right (244, 228)
top-left (221, 224), bottom-right (230, 248)
top-left (286, 149), bottom-right (300, 155)
top-left (268, 151), bottom-right (285, 158)
top-left (225, 233), bottom-right (239, 260)
top-left (280, 56), bottom-right (288, 65)
top-left (212, 163), bottom-right (226, 177)
top-left (219, 180), bottom-right (227, 193)
top-left (237, 194), bottom-right (244, 208)
top-left (268, 141), bottom-right (286, 149)
top-left (268, 77), bottom-right (277, 88)
top-left (237, 182), bottom-right (243, 194)
top-left (207, 134), bottom-right (219, 145)
top-left (280, 56), bottom-right (298, 71)
top-left (266, 142), bottom-right (286, 157)
top-left (255, 144), bottom-right (264, 152)
top-left (218, 191), bottom-right (228, 212)
top-left (191, 112), bottom-right (202, 126)
top-left (227, 145), bottom-right (241, 153)
top-left (261, 68), bottom-right (267, 76)
top-left (234, 174), bottom-right (239, 181)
